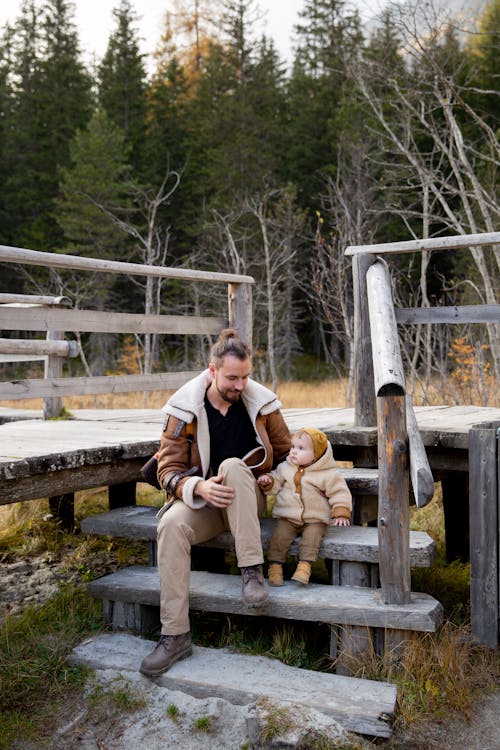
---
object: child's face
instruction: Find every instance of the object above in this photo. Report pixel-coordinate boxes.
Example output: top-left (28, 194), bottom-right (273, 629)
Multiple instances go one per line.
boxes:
top-left (289, 433), bottom-right (315, 467)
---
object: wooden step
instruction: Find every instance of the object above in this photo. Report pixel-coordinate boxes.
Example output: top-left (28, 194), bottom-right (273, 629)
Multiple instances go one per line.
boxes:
top-left (81, 506), bottom-right (437, 567)
top-left (69, 632), bottom-right (398, 738)
top-left (87, 565), bottom-right (444, 633)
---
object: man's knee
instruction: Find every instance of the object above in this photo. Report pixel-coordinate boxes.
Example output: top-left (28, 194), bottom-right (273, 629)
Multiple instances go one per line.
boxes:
top-left (158, 502), bottom-right (194, 544)
top-left (219, 457), bottom-right (256, 485)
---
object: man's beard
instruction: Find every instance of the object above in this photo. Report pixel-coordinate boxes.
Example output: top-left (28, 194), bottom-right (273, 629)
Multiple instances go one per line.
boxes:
top-left (218, 386), bottom-right (241, 404)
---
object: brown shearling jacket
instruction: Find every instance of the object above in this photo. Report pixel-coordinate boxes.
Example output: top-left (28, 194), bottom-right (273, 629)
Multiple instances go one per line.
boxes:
top-left (156, 370), bottom-right (291, 514)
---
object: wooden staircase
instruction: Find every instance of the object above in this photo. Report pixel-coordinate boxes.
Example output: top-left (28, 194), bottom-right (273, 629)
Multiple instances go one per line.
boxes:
top-left (81, 467), bottom-right (444, 675)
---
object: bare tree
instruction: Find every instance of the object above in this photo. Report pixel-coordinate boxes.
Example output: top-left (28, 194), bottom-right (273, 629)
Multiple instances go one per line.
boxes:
top-left (192, 186), bottom-right (303, 387)
top-left (306, 139), bottom-right (377, 397)
top-left (90, 167), bottom-right (181, 376)
top-left (349, 1), bottom-right (500, 378)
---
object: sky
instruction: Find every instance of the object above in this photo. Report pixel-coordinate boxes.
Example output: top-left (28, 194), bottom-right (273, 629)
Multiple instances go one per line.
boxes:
top-left (0, 0), bottom-right (388, 71)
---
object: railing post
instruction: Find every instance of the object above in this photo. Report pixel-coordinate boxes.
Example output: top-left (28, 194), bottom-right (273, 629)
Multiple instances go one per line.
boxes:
top-left (469, 421), bottom-right (499, 648)
top-left (352, 253), bottom-right (377, 426)
top-left (367, 260), bottom-right (411, 605)
top-left (377, 394), bottom-right (411, 604)
top-left (44, 329), bottom-right (64, 419)
top-left (228, 282), bottom-right (253, 347)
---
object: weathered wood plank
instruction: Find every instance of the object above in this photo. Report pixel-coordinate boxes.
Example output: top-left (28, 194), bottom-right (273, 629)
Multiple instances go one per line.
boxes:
top-left (0, 370), bottom-right (198, 400)
top-left (0, 244), bottom-right (255, 285)
top-left (396, 304), bottom-right (500, 325)
top-left (0, 459), bottom-right (145, 504)
top-left (345, 231), bottom-right (500, 256)
top-left (0, 306), bottom-right (225, 336)
top-left (80, 509), bottom-right (437, 567)
top-left (406, 396), bottom-right (434, 508)
top-left (469, 422), bottom-right (499, 648)
top-left (87, 566), bottom-right (443, 632)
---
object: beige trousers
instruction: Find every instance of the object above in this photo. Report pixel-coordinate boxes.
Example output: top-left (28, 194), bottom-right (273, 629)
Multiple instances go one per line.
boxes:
top-left (157, 457), bottom-right (265, 635)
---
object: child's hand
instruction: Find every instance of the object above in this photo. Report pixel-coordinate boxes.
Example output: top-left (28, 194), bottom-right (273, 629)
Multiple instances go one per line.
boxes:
top-left (331, 516), bottom-right (351, 527)
top-left (257, 474), bottom-right (272, 488)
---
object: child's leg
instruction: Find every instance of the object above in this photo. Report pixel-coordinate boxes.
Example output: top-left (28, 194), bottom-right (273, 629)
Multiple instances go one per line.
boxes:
top-left (267, 518), bottom-right (300, 563)
top-left (297, 521), bottom-right (328, 563)
top-left (291, 522), bottom-right (328, 584)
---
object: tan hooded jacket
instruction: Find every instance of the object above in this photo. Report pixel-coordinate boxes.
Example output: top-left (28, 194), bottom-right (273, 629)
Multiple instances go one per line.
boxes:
top-left (263, 441), bottom-right (352, 525)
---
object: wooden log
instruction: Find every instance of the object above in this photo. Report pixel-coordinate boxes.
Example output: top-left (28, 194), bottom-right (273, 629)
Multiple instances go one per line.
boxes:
top-left (0, 293), bottom-right (72, 307)
top-left (469, 422), bottom-right (499, 648)
top-left (352, 253), bottom-right (377, 426)
top-left (0, 244), bottom-right (255, 285)
top-left (406, 396), bottom-right (434, 508)
top-left (366, 261), bottom-right (405, 398)
top-left (0, 338), bottom-right (79, 357)
top-left (345, 231), bottom-right (500, 257)
top-left (0, 306), bottom-right (225, 336)
top-left (377, 395), bottom-right (411, 605)
top-left (228, 282), bottom-right (253, 348)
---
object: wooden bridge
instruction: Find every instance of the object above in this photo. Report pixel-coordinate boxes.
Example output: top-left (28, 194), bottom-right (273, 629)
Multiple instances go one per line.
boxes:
top-left (1, 234), bottom-right (499, 735)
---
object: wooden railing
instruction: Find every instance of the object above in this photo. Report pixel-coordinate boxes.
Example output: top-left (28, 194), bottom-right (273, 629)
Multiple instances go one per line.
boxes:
top-left (346, 230), bottom-right (500, 621)
top-left (0, 245), bottom-right (255, 415)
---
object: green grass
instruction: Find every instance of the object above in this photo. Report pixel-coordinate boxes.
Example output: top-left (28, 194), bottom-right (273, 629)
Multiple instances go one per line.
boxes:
top-left (0, 584), bottom-right (103, 748)
top-left (193, 715), bottom-right (213, 732)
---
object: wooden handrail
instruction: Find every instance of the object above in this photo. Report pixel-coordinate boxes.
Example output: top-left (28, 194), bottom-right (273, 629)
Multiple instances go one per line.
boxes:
top-left (345, 230), bottom-right (500, 256)
top-left (366, 260), bottom-right (405, 397)
top-left (0, 245), bottom-right (255, 285)
top-left (0, 245), bottom-right (255, 413)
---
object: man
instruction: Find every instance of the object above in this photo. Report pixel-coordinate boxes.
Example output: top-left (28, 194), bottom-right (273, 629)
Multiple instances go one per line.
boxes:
top-left (140, 328), bottom-right (291, 677)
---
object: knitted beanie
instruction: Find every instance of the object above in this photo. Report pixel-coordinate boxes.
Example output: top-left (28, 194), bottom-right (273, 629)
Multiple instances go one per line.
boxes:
top-left (301, 427), bottom-right (328, 462)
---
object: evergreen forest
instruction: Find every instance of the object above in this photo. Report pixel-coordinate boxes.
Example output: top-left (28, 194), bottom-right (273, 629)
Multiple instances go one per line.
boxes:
top-left (0, 0), bottom-right (498, 400)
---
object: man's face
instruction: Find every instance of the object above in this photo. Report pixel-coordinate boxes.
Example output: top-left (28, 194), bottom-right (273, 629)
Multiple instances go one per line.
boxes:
top-left (209, 355), bottom-right (251, 404)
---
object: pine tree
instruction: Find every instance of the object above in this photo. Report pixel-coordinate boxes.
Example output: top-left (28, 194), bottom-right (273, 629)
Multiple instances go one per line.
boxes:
top-left (188, 0), bottom-right (287, 205)
top-left (98, 0), bottom-right (146, 171)
top-left (3, 0), bottom-right (91, 250)
top-left (56, 109), bottom-right (132, 261)
top-left (285, 0), bottom-right (364, 205)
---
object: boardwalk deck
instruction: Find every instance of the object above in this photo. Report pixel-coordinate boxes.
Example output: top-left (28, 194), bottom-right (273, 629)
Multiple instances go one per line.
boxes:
top-left (1, 404), bottom-right (499, 505)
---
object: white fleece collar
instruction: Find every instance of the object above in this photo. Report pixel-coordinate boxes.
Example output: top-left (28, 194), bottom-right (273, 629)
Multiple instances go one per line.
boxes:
top-left (162, 369), bottom-right (282, 423)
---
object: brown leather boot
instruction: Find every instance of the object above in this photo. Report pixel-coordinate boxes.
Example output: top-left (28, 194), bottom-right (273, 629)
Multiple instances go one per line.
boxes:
top-left (268, 562), bottom-right (284, 587)
top-left (139, 632), bottom-right (192, 677)
top-left (291, 561), bottom-right (311, 584)
top-left (241, 564), bottom-right (268, 607)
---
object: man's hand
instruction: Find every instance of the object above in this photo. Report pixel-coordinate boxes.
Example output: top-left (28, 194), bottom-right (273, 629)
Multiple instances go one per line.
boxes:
top-left (195, 475), bottom-right (234, 508)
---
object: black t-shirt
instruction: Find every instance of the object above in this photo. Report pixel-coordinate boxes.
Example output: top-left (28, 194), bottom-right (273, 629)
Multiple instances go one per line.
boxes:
top-left (204, 392), bottom-right (259, 474)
